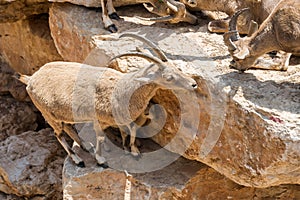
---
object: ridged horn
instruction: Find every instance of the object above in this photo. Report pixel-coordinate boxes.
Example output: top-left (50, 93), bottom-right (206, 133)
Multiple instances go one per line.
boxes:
top-left (136, 15), bottom-right (175, 22)
top-left (223, 31), bottom-right (238, 51)
top-left (110, 52), bottom-right (166, 68)
top-left (229, 8), bottom-right (250, 41)
top-left (166, 1), bottom-right (179, 12)
top-left (247, 20), bottom-right (258, 37)
top-left (119, 33), bottom-right (168, 62)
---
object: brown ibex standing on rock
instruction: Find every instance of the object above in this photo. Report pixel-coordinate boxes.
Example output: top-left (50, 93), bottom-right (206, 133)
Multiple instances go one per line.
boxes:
top-left (223, 0), bottom-right (300, 71)
top-left (17, 33), bottom-right (197, 167)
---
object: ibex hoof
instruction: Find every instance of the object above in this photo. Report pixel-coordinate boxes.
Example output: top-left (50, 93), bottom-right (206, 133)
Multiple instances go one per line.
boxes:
top-left (107, 24), bottom-right (118, 33)
top-left (96, 154), bottom-right (107, 166)
top-left (130, 146), bottom-right (141, 158)
top-left (109, 13), bottom-right (121, 20)
top-left (97, 162), bottom-right (109, 169)
top-left (71, 154), bottom-right (85, 167)
top-left (132, 152), bottom-right (142, 160)
top-left (77, 161), bottom-right (85, 168)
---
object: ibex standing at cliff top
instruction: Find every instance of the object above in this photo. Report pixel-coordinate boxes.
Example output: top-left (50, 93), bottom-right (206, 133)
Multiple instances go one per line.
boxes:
top-left (224, 0), bottom-right (300, 71)
top-left (18, 33), bottom-right (197, 167)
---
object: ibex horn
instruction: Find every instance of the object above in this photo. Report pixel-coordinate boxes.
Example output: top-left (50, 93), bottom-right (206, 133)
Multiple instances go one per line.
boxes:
top-left (223, 31), bottom-right (238, 51)
top-left (166, 1), bottom-right (179, 12)
top-left (119, 33), bottom-right (168, 62)
top-left (136, 15), bottom-right (175, 23)
top-left (109, 52), bottom-right (166, 68)
top-left (247, 20), bottom-right (258, 37)
top-left (229, 8), bottom-right (250, 41)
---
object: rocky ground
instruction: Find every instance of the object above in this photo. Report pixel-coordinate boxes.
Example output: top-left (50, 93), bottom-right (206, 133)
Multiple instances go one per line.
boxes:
top-left (0, 1), bottom-right (299, 199)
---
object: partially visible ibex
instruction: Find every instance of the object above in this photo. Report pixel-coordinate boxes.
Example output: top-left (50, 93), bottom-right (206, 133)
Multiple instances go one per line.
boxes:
top-left (140, 0), bottom-right (197, 24)
top-left (223, 0), bottom-right (300, 71)
top-left (142, 0), bottom-right (280, 34)
top-left (99, 0), bottom-right (121, 33)
top-left (181, 0), bottom-right (280, 34)
top-left (17, 33), bottom-right (197, 167)
top-left (100, 0), bottom-right (197, 33)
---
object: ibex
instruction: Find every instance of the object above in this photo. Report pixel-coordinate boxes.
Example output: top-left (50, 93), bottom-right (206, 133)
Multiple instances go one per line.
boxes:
top-left (17, 33), bottom-right (197, 167)
top-left (99, 0), bottom-right (120, 33)
top-left (100, 0), bottom-right (197, 32)
top-left (223, 0), bottom-right (300, 71)
top-left (139, 0), bottom-right (197, 24)
top-left (142, 0), bottom-right (280, 34)
top-left (181, 0), bottom-right (281, 34)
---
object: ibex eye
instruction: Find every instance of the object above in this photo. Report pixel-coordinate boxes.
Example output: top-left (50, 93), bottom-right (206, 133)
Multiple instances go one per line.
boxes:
top-left (166, 75), bottom-right (174, 81)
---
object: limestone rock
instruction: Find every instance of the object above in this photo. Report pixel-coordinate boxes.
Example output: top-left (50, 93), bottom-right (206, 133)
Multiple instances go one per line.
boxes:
top-left (0, 14), bottom-right (62, 75)
top-left (57, 10), bottom-right (300, 187)
top-left (48, 4), bottom-right (163, 68)
top-left (63, 154), bottom-right (300, 199)
top-left (47, 3), bottom-right (300, 187)
top-left (49, 3), bottom-right (107, 65)
top-left (0, 129), bottom-right (65, 199)
top-left (0, 0), bottom-right (50, 23)
top-left (0, 95), bottom-right (37, 141)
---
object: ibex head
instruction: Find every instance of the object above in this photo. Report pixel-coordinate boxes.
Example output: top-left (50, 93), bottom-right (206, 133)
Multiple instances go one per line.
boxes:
top-left (223, 8), bottom-right (259, 71)
top-left (111, 52), bottom-right (197, 90)
top-left (110, 33), bottom-right (197, 90)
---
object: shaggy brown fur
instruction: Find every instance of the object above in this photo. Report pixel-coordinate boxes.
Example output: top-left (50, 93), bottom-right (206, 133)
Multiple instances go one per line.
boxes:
top-left (224, 0), bottom-right (300, 71)
top-left (20, 59), bottom-right (197, 166)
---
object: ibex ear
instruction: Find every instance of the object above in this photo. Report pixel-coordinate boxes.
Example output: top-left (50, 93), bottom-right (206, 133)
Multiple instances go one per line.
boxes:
top-left (247, 20), bottom-right (258, 37)
top-left (134, 71), bottom-right (155, 83)
top-left (233, 47), bottom-right (250, 60)
top-left (134, 77), bottom-right (151, 83)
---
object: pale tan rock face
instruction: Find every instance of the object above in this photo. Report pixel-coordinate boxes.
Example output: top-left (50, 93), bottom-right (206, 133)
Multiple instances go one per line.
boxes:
top-left (0, 14), bottom-right (62, 75)
top-left (49, 3), bottom-right (108, 65)
top-left (0, 129), bottom-right (65, 199)
top-left (1, 3), bottom-right (299, 199)
top-left (48, 4), bottom-right (300, 188)
top-left (63, 154), bottom-right (300, 200)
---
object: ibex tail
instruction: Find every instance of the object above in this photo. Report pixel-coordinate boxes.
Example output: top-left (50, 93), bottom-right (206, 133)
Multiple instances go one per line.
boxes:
top-left (14, 73), bottom-right (30, 85)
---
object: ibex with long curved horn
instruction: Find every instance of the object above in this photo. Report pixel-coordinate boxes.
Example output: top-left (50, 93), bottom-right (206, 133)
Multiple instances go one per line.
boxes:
top-left (17, 33), bottom-right (197, 167)
top-left (223, 0), bottom-right (300, 71)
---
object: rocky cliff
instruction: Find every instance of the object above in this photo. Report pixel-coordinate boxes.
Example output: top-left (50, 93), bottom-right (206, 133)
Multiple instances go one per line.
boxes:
top-left (0, 1), bottom-right (299, 199)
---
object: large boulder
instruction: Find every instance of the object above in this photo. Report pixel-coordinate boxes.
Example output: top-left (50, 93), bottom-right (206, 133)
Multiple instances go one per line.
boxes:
top-left (0, 0), bottom-right (50, 23)
top-left (0, 13), bottom-right (62, 75)
top-left (49, 3), bottom-right (107, 65)
top-left (0, 95), bottom-right (37, 141)
top-left (0, 129), bottom-right (65, 199)
top-left (48, 3), bottom-right (162, 67)
top-left (0, 57), bottom-right (29, 101)
top-left (63, 153), bottom-right (300, 199)
top-left (48, 4), bottom-right (300, 188)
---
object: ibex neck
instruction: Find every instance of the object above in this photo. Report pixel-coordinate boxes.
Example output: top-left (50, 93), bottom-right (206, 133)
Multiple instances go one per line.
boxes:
top-left (248, 18), bottom-right (278, 57)
top-left (112, 77), bottom-right (161, 123)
